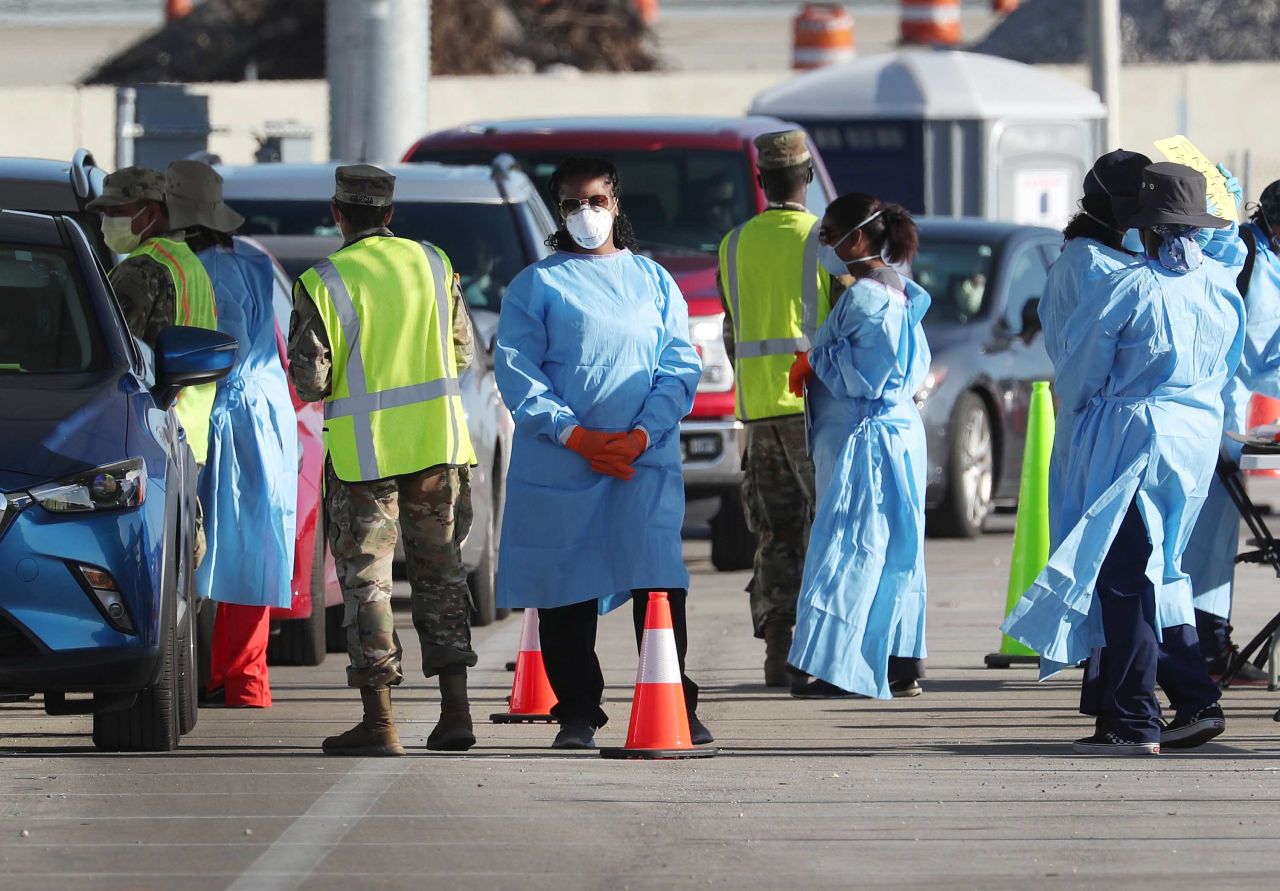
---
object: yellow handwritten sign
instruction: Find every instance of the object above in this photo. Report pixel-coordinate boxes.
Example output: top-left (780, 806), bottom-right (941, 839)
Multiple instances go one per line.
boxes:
top-left (1153, 135), bottom-right (1236, 222)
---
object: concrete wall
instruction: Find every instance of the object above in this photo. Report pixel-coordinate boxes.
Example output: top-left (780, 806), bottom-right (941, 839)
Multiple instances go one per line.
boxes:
top-left (0, 64), bottom-right (1276, 196)
top-left (0, 72), bottom-right (783, 170)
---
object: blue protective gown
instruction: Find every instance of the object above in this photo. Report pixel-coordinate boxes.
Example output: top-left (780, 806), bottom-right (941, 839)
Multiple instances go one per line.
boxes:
top-left (1039, 238), bottom-right (1141, 548)
top-left (1184, 221), bottom-right (1280, 619)
top-left (194, 240), bottom-right (298, 608)
top-left (495, 250), bottom-right (701, 614)
top-left (788, 271), bottom-right (932, 699)
top-left (1002, 254), bottom-right (1245, 678)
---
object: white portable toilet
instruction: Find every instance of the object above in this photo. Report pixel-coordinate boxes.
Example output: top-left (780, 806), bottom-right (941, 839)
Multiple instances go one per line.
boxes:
top-left (750, 50), bottom-right (1105, 227)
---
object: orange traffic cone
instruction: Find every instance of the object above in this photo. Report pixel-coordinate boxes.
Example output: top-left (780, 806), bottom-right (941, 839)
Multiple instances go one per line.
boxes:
top-left (490, 608), bottom-right (557, 724)
top-left (600, 592), bottom-right (716, 760)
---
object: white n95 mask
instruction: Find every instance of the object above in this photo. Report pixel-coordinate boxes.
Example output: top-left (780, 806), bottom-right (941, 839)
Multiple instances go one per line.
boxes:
top-left (101, 212), bottom-right (144, 254)
top-left (565, 206), bottom-right (615, 250)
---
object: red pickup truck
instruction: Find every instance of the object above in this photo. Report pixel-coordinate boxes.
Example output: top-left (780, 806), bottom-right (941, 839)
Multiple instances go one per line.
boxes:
top-left (404, 116), bottom-right (837, 569)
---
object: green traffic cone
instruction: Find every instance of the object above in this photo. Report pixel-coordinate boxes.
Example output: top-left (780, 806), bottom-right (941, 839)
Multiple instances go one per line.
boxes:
top-left (985, 380), bottom-right (1055, 668)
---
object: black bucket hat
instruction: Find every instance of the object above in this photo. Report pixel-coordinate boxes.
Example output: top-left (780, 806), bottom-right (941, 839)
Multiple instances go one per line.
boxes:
top-left (1084, 149), bottom-right (1151, 229)
top-left (1127, 162), bottom-right (1230, 230)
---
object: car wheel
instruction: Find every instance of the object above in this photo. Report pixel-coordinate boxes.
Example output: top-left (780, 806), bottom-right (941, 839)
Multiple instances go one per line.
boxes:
top-left (468, 486), bottom-right (498, 628)
top-left (267, 517), bottom-right (327, 667)
top-left (930, 391), bottom-right (995, 539)
top-left (93, 599), bottom-right (180, 752)
top-left (710, 490), bottom-right (756, 572)
top-left (176, 530), bottom-right (199, 735)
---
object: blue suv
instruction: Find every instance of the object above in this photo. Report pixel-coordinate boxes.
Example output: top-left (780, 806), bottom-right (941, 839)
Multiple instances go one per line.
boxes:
top-left (0, 208), bottom-right (235, 751)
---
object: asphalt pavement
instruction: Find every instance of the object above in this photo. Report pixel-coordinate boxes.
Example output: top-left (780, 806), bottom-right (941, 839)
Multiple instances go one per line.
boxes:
top-left (5, 512), bottom-right (1280, 890)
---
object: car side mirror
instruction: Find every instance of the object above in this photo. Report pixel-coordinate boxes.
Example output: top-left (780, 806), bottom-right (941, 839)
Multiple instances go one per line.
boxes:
top-left (153, 326), bottom-right (237, 410)
top-left (1020, 298), bottom-right (1042, 344)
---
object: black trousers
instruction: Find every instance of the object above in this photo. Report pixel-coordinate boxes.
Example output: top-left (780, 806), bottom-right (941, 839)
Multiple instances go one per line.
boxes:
top-left (537, 589), bottom-right (700, 727)
top-left (1079, 501), bottom-right (1220, 742)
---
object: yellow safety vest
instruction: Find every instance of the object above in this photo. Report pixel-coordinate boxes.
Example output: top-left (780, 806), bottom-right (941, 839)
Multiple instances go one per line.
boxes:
top-left (718, 210), bottom-right (832, 422)
top-left (301, 236), bottom-right (476, 483)
top-left (129, 236), bottom-right (218, 464)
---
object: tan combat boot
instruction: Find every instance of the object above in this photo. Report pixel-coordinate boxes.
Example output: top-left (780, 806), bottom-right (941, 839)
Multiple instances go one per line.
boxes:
top-left (427, 668), bottom-right (476, 751)
top-left (763, 622), bottom-right (793, 687)
top-left (322, 686), bottom-right (406, 756)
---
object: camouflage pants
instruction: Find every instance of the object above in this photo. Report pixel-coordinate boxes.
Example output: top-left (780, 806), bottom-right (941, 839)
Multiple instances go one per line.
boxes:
top-left (326, 463), bottom-right (476, 689)
top-left (743, 418), bottom-right (815, 637)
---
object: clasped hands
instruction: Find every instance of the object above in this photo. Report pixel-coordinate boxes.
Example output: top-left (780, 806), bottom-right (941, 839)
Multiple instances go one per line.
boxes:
top-left (566, 426), bottom-right (648, 480)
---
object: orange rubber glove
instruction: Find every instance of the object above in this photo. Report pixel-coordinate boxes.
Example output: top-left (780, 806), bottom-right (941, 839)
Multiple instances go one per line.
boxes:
top-left (566, 426), bottom-right (626, 460)
top-left (788, 351), bottom-right (813, 398)
top-left (567, 427), bottom-right (634, 480)
top-left (592, 429), bottom-right (647, 479)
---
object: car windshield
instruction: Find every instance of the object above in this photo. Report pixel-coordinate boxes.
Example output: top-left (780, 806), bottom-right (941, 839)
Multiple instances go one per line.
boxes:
top-left (412, 148), bottom-right (756, 256)
top-left (907, 238), bottom-right (997, 325)
top-left (0, 244), bottom-right (106, 373)
top-left (230, 200), bottom-right (526, 313)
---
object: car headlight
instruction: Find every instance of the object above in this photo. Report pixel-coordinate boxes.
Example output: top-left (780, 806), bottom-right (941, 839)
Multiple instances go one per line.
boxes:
top-left (29, 458), bottom-right (146, 513)
top-left (689, 313), bottom-right (734, 394)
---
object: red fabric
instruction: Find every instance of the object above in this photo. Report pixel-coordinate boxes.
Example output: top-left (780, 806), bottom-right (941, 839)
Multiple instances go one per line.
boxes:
top-left (208, 602), bottom-right (273, 707)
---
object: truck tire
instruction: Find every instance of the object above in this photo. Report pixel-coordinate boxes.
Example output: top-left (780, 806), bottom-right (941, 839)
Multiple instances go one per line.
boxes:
top-left (711, 491), bottom-right (756, 572)
top-left (928, 391), bottom-right (995, 539)
top-left (93, 602), bottom-right (180, 752)
top-left (267, 521), bottom-right (327, 667)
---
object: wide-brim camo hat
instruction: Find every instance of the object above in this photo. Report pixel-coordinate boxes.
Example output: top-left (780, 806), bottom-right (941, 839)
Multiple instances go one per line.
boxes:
top-left (1126, 162), bottom-right (1231, 231)
top-left (165, 160), bottom-right (245, 233)
top-left (86, 166), bottom-right (166, 210)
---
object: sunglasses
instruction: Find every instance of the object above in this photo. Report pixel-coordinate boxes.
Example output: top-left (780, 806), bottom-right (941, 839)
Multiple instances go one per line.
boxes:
top-left (559, 194), bottom-right (615, 216)
top-left (816, 228), bottom-right (849, 246)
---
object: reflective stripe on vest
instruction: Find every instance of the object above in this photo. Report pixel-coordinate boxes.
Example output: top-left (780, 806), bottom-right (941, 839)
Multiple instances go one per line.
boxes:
top-left (307, 238), bottom-right (474, 482)
top-left (128, 237), bottom-right (218, 463)
top-left (720, 215), bottom-right (830, 421)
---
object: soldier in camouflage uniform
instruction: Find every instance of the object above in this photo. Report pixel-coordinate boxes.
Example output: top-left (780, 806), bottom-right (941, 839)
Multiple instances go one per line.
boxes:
top-left (88, 167), bottom-right (211, 565)
top-left (717, 131), bottom-right (843, 688)
top-left (289, 165), bottom-right (478, 756)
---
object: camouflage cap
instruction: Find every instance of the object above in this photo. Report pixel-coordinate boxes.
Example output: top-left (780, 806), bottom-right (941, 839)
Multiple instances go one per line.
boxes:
top-left (754, 130), bottom-right (812, 171)
top-left (86, 166), bottom-right (166, 210)
top-left (334, 164), bottom-right (396, 207)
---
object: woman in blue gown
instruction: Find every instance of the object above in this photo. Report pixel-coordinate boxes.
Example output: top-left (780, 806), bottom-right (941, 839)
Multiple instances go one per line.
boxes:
top-left (1002, 163), bottom-right (1244, 755)
top-left (495, 157), bottom-right (710, 750)
top-left (168, 161), bottom-right (297, 709)
top-left (785, 193), bottom-right (932, 700)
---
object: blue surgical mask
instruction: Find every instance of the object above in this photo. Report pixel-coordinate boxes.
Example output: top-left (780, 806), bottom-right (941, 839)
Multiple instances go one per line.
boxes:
top-left (1122, 228), bottom-right (1144, 254)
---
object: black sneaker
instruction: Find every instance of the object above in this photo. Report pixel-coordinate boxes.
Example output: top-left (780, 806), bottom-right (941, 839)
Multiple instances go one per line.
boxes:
top-left (688, 713), bottom-right (715, 745)
top-left (791, 679), bottom-right (856, 699)
top-left (1160, 704), bottom-right (1225, 749)
top-left (551, 720), bottom-right (597, 750)
top-left (890, 679), bottom-right (922, 698)
top-left (1072, 731), bottom-right (1160, 756)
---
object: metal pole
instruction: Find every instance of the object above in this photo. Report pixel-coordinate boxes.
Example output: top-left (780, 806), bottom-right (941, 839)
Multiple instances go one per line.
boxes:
top-left (115, 87), bottom-right (138, 169)
top-left (365, 0), bottom-right (430, 165)
top-left (326, 0), bottom-right (366, 162)
top-left (1087, 0), bottom-right (1121, 151)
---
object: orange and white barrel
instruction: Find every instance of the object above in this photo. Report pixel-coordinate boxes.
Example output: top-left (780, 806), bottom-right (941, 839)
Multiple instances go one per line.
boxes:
top-left (993, 0), bottom-right (1020, 13)
top-left (900, 0), bottom-right (961, 46)
top-left (793, 3), bottom-right (856, 71)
